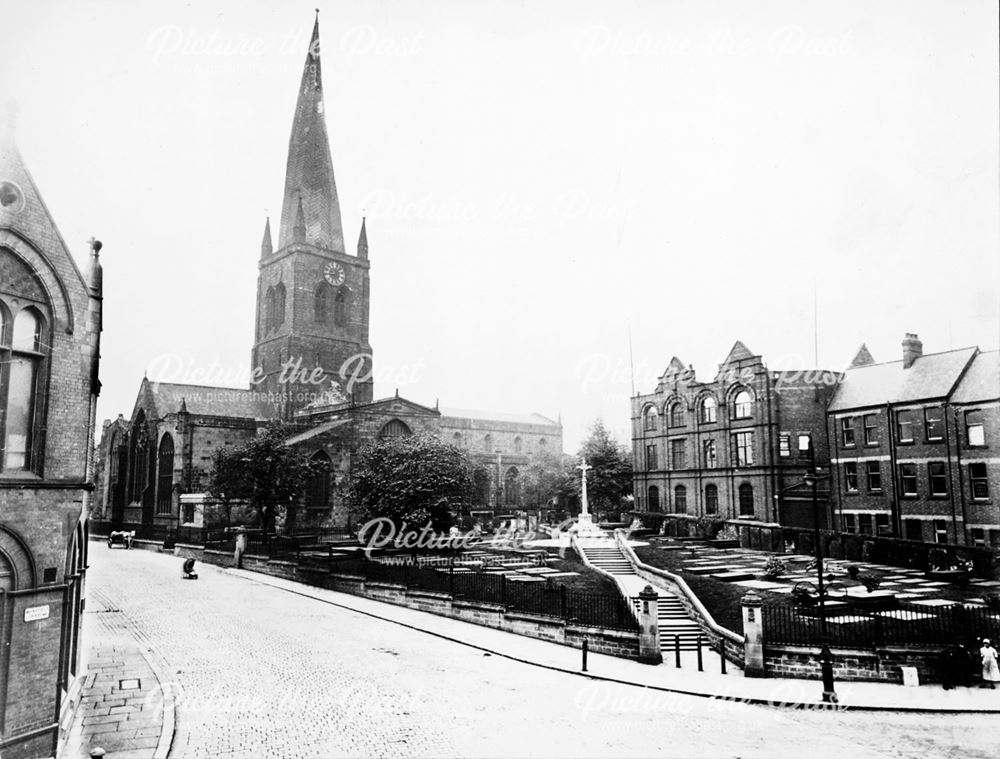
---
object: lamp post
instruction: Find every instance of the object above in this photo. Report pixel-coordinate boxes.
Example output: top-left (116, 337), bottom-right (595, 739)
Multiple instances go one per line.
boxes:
top-left (803, 461), bottom-right (836, 703)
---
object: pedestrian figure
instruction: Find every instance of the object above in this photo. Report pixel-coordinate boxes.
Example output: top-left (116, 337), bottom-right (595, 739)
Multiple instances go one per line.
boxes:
top-left (940, 644), bottom-right (965, 690)
top-left (979, 638), bottom-right (999, 688)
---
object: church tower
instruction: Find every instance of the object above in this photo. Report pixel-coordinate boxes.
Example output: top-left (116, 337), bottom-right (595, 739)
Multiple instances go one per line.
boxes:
top-left (251, 14), bottom-right (373, 416)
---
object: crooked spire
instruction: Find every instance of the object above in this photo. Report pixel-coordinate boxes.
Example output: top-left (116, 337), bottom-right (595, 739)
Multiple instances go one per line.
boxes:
top-left (277, 15), bottom-right (345, 252)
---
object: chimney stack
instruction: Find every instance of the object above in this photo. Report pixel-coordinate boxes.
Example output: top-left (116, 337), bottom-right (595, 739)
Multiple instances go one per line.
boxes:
top-left (902, 333), bottom-right (923, 369)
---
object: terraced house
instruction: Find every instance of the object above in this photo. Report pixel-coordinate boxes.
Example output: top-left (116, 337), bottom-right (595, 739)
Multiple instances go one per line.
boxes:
top-left (631, 341), bottom-right (841, 527)
top-left (828, 334), bottom-right (1000, 546)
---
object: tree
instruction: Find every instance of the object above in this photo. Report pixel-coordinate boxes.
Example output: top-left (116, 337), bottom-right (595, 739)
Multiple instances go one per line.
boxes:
top-left (207, 423), bottom-right (320, 535)
top-left (522, 449), bottom-right (575, 508)
top-left (570, 419), bottom-right (632, 515)
top-left (347, 433), bottom-right (474, 534)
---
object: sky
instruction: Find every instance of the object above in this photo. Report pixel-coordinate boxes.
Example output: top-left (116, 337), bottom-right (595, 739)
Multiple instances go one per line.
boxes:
top-left (1, 0), bottom-right (997, 452)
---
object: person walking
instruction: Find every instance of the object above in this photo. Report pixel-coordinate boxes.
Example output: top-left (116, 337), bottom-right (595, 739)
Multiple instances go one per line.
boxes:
top-left (979, 638), bottom-right (999, 689)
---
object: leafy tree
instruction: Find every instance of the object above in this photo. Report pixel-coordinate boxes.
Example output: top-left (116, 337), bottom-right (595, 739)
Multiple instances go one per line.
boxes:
top-left (207, 423), bottom-right (320, 535)
top-left (347, 433), bottom-right (474, 533)
top-left (569, 419), bottom-right (632, 515)
top-left (522, 449), bottom-right (575, 508)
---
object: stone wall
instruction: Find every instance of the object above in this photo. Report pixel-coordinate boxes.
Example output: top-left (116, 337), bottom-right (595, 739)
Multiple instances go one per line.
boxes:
top-left (764, 644), bottom-right (943, 684)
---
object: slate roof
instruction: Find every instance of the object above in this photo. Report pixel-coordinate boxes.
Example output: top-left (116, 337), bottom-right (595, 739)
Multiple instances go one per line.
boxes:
top-left (147, 382), bottom-right (265, 419)
top-left (828, 347), bottom-right (977, 411)
top-left (952, 350), bottom-right (999, 404)
top-left (439, 407), bottom-right (560, 427)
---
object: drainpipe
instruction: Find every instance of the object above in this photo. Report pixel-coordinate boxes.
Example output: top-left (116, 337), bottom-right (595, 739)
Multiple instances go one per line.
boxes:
top-left (765, 370), bottom-right (777, 523)
top-left (942, 402), bottom-right (959, 543)
top-left (952, 405), bottom-right (968, 544)
top-left (830, 411), bottom-right (842, 532)
top-left (886, 403), bottom-right (901, 537)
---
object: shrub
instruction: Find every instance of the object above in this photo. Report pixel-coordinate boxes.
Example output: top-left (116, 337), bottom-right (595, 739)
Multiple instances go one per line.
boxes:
top-left (791, 583), bottom-right (818, 606)
top-left (761, 556), bottom-right (786, 579)
top-left (846, 565), bottom-right (860, 580)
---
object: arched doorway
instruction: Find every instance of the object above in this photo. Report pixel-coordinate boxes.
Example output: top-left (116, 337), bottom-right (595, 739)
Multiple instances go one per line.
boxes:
top-left (647, 485), bottom-right (661, 512)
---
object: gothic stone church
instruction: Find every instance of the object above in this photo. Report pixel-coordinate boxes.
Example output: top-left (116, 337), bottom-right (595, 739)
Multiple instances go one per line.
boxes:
top-left (94, 17), bottom-right (561, 533)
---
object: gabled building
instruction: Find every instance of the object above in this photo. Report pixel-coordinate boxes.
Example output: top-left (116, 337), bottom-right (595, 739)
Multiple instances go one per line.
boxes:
top-left (0, 115), bottom-right (103, 756)
top-left (828, 334), bottom-right (999, 546)
top-left (94, 15), bottom-right (561, 535)
top-left (631, 341), bottom-right (841, 527)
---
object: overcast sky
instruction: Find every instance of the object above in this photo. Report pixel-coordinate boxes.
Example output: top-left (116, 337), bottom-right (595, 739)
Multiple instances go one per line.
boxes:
top-left (1, 0), bottom-right (997, 452)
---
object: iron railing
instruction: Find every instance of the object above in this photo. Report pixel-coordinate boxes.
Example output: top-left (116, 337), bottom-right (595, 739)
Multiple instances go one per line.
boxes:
top-left (763, 602), bottom-right (1000, 648)
top-left (330, 558), bottom-right (638, 631)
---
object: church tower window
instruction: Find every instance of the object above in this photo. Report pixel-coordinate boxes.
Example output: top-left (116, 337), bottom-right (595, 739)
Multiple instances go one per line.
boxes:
top-left (334, 288), bottom-right (348, 327)
top-left (274, 283), bottom-right (286, 328)
top-left (265, 286), bottom-right (275, 333)
top-left (315, 282), bottom-right (331, 323)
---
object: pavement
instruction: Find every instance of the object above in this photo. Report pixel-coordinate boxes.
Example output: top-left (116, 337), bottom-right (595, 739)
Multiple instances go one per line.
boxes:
top-left (63, 545), bottom-right (1000, 759)
top-left (227, 567), bottom-right (1000, 714)
top-left (63, 587), bottom-right (174, 759)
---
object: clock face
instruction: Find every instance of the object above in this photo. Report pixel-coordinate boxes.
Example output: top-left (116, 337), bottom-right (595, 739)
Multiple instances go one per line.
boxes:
top-left (324, 262), bottom-right (346, 286)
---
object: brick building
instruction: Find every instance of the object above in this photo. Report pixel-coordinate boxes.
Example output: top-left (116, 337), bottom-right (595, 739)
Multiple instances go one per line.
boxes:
top-left (827, 334), bottom-right (1000, 546)
top-left (631, 342), bottom-right (841, 527)
top-left (0, 121), bottom-right (103, 755)
top-left (93, 16), bottom-right (560, 534)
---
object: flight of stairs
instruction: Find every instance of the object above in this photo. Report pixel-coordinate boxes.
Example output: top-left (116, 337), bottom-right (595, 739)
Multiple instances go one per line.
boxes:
top-left (578, 542), bottom-right (635, 576)
top-left (577, 539), bottom-right (706, 653)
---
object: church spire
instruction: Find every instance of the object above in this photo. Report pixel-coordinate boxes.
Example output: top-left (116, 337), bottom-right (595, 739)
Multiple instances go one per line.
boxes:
top-left (276, 14), bottom-right (345, 252)
top-left (357, 216), bottom-right (368, 259)
top-left (260, 216), bottom-right (272, 257)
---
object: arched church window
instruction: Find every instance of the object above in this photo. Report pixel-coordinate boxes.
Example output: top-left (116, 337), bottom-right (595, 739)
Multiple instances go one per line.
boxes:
top-left (274, 283), bottom-right (286, 328)
top-left (306, 450), bottom-right (331, 510)
top-left (452, 432), bottom-right (463, 447)
top-left (334, 288), bottom-right (347, 327)
top-left (2, 306), bottom-right (46, 471)
top-left (379, 419), bottom-right (411, 439)
top-left (647, 485), bottom-right (660, 512)
top-left (315, 282), bottom-right (331, 323)
top-left (128, 412), bottom-right (149, 504)
top-left (513, 436), bottom-right (522, 453)
top-left (265, 286), bottom-right (275, 333)
top-left (156, 434), bottom-right (174, 515)
top-left (504, 467), bottom-right (519, 506)
top-left (739, 483), bottom-right (755, 516)
top-left (484, 434), bottom-right (493, 453)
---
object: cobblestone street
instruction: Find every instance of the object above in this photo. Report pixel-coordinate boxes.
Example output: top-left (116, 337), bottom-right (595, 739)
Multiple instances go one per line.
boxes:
top-left (77, 547), bottom-right (999, 758)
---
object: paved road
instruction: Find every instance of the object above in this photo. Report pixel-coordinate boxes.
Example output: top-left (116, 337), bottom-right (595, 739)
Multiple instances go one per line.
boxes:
top-left (84, 546), bottom-right (998, 759)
